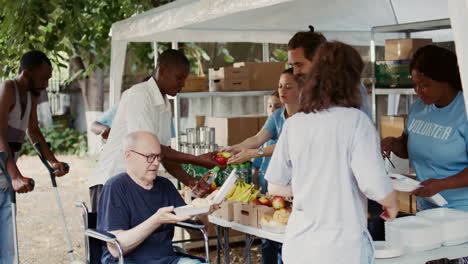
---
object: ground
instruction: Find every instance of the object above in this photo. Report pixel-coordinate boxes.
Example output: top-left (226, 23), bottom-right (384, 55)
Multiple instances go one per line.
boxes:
top-left (15, 155), bottom-right (263, 263)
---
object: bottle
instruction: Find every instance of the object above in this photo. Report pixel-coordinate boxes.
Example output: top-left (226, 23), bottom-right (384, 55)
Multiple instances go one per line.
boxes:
top-left (186, 164), bottom-right (197, 178)
top-left (204, 166), bottom-right (221, 184)
top-left (239, 163), bottom-right (247, 182)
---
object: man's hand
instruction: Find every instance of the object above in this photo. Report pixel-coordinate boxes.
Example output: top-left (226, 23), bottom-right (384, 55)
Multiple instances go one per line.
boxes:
top-left (196, 151), bottom-right (225, 169)
top-left (227, 149), bottom-right (257, 165)
top-left (12, 176), bottom-right (35, 193)
top-left (101, 126), bottom-right (111, 139)
top-left (51, 161), bottom-right (69, 177)
top-left (154, 206), bottom-right (190, 224)
top-left (412, 178), bottom-right (446, 197)
top-left (190, 178), bottom-right (211, 198)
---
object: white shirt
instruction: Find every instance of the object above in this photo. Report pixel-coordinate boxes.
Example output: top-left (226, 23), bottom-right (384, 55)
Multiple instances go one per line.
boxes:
top-left (89, 78), bottom-right (172, 187)
top-left (265, 107), bottom-right (393, 264)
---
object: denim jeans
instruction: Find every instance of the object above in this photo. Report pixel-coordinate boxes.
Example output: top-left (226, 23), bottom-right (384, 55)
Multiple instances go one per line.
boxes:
top-left (261, 238), bottom-right (282, 264)
top-left (361, 231), bottom-right (375, 264)
top-left (0, 188), bottom-right (14, 264)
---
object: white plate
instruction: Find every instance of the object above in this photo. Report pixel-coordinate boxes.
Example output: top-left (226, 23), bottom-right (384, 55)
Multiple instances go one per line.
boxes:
top-left (174, 205), bottom-right (210, 216)
top-left (374, 241), bottom-right (403, 259)
top-left (175, 169), bottom-right (239, 216)
top-left (389, 173), bottom-right (448, 206)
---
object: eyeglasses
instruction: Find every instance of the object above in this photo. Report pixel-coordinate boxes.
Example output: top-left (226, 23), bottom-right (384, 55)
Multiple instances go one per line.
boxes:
top-left (129, 150), bottom-right (161, 163)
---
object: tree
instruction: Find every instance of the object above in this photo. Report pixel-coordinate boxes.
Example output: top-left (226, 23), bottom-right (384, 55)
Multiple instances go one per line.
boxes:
top-left (0, 0), bottom-right (173, 112)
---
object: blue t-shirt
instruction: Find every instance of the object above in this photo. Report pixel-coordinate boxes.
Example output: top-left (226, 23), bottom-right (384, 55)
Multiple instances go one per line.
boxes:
top-left (97, 173), bottom-right (186, 264)
top-left (404, 92), bottom-right (468, 211)
top-left (96, 104), bottom-right (119, 128)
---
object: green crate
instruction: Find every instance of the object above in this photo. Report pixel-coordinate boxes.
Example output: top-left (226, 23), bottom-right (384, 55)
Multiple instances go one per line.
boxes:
top-left (375, 60), bottom-right (413, 88)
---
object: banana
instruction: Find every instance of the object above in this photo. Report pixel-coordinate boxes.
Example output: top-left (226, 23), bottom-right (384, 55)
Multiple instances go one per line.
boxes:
top-left (228, 184), bottom-right (246, 201)
top-left (234, 186), bottom-right (254, 202)
top-left (248, 190), bottom-right (260, 202)
top-left (225, 184), bottom-right (237, 199)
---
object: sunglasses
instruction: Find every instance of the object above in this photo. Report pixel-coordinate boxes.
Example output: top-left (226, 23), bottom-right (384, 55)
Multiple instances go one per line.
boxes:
top-left (130, 150), bottom-right (161, 163)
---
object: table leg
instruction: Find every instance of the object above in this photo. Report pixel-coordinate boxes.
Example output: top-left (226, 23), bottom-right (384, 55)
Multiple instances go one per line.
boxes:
top-left (215, 225), bottom-right (222, 264)
top-left (244, 234), bottom-right (254, 264)
top-left (223, 227), bottom-right (230, 264)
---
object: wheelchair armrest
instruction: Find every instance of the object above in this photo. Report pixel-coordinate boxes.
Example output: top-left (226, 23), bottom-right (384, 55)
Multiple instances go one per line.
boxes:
top-left (86, 229), bottom-right (125, 264)
top-left (85, 229), bottom-right (117, 243)
top-left (175, 220), bottom-right (205, 231)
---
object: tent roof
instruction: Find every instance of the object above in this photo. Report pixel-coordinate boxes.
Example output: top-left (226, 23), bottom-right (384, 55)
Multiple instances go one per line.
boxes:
top-left (111, 0), bottom-right (451, 45)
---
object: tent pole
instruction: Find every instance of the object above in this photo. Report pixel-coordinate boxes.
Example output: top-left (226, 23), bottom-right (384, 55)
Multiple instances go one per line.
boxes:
top-left (153, 42), bottom-right (158, 68)
top-left (262, 43), bottom-right (270, 62)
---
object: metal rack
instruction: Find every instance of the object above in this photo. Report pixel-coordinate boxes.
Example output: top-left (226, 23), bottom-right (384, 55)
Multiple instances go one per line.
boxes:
top-left (370, 18), bottom-right (452, 123)
top-left (169, 90), bottom-right (275, 150)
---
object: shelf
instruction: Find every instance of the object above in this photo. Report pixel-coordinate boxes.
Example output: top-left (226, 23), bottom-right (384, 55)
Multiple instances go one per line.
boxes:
top-left (168, 90), bottom-right (275, 99)
top-left (372, 18), bottom-right (451, 34)
top-left (374, 88), bottom-right (416, 95)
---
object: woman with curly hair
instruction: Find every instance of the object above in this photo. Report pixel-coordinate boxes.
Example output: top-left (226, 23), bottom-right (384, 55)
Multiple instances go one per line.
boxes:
top-left (265, 41), bottom-right (398, 264)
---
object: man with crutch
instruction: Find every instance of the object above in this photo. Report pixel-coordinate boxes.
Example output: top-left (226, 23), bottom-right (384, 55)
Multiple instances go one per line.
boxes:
top-left (0, 50), bottom-right (69, 263)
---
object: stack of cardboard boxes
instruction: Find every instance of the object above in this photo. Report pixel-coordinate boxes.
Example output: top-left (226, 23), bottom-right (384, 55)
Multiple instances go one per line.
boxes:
top-left (375, 38), bottom-right (432, 88)
top-left (209, 61), bottom-right (285, 92)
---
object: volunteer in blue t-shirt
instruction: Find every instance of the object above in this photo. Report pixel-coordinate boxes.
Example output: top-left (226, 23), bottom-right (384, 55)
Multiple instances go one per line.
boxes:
top-left (382, 45), bottom-right (468, 211)
top-left (252, 91), bottom-right (283, 193)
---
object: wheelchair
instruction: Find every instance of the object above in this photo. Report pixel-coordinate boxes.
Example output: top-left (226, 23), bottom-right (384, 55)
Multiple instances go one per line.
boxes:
top-left (74, 201), bottom-right (211, 264)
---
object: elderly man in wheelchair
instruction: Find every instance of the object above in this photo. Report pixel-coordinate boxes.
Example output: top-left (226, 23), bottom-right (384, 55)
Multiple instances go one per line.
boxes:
top-left (78, 131), bottom-right (215, 264)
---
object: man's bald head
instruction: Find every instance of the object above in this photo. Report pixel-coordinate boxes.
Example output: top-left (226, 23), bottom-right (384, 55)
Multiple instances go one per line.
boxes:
top-left (123, 131), bottom-right (161, 152)
top-left (124, 131), bottom-right (162, 184)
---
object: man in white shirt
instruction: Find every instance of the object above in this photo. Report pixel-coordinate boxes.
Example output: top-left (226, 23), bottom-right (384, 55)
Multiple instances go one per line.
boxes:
top-left (89, 49), bottom-right (217, 212)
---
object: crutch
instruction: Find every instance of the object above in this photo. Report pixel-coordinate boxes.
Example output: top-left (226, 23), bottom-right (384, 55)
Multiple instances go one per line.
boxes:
top-left (0, 151), bottom-right (20, 264)
top-left (32, 142), bottom-right (82, 264)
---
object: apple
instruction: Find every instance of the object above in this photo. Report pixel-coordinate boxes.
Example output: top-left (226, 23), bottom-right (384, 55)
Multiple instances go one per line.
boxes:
top-left (217, 152), bottom-right (233, 158)
top-left (258, 196), bottom-right (272, 207)
top-left (272, 196), bottom-right (286, 209)
top-left (214, 155), bottom-right (227, 165)
top-left (249, 199), bottom-right (262, 205)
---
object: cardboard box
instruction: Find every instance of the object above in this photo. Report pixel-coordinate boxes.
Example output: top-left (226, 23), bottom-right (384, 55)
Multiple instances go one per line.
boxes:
top-left (380, 115), bottom-right (407, 139)
top-left (233, 202), bottom-right (274, 228)
top-left (375, 60), bottom-right (412, 88)
top-left (397, 191), bottom-right (417, 214)
top-left (205, 115), bottom-right (267, 147)
top-left (233, 62), bottom-right (285, 91)
top-left (182, 76), bottom-right (208, 93)
top-left (212, 201), bottom-right (236, 221)
top-left (209, 78), bottom-right (250, 92)
top-left (209, 66), bottom-right (249, 81)
top-left (385, 38), bottom-right (432, 60)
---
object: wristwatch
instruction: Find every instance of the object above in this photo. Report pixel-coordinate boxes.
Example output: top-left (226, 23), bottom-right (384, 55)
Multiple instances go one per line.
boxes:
top-left (257, 148), bottom-right (264, 157)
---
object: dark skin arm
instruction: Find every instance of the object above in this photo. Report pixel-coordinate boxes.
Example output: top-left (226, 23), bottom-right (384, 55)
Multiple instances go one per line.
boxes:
top-left (0, 81), bottom-right (34, 193)
top-left (161, 158), bottom-right (210, 197)
top-left (160, 145), bottom-right (219, 169)
top-left (27, 96), bottom-right (68, 177)
top-left (90, 121), bottom-right (111, 139)
top-left (412, 168), bottom-right (468, 197)
top-left (381, 133), bottom-right (409, 159)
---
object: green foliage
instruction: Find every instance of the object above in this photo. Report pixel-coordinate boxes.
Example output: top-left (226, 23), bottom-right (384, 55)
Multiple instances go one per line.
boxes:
top-left (20, 126), bottom-right (88, 156)
top-left (0, 0), bottom-right (171, 78)
top-left (271, 49), bottom-right (288, 62)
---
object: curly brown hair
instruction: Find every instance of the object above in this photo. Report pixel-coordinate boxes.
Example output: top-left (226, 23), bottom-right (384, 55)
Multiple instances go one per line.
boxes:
top-left (300, 41), bottom-right (363, 113)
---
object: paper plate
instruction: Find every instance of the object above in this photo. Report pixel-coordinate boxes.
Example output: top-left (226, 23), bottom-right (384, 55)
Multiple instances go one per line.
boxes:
top-left (374, 241), bottom-right (403, 259)
top-left (389, 174), bottom-right (448, 206)
top-left (174, 204), bottom-right (210, 216)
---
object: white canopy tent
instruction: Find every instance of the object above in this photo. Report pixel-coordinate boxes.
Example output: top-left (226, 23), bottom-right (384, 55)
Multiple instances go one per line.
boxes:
top-left (110, 0), bottom-right (468, 116)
